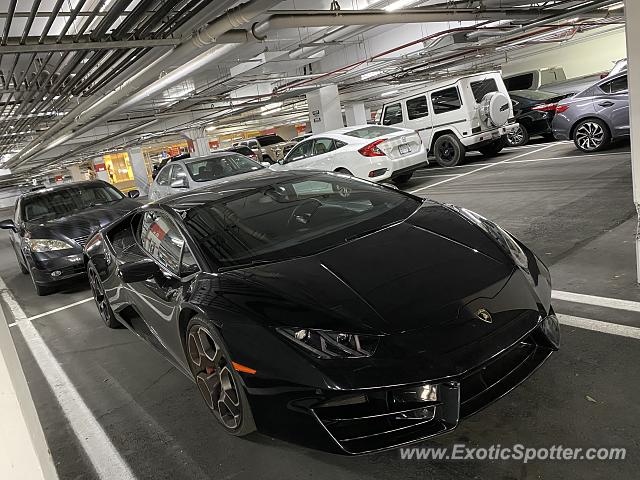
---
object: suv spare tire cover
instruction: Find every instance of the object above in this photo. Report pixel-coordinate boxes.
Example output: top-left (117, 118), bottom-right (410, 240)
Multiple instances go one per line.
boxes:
top-left (481, 92), bottom-right (510, 127)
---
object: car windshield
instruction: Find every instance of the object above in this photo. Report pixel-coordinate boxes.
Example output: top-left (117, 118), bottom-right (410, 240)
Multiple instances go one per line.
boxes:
top-left (183, 174), bottom-right (420, 269)
top-left (344, 126), bottom-right (400, 139)
top-left (22, 183), bottom-right (124, 222)
top-left (256, 135), bottom-right (285, 146)
top-left (185, 154), bottom-right (264, 183)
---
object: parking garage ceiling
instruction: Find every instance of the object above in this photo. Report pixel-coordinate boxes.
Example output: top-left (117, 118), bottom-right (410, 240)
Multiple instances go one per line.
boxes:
top-left (0, 0), bottom-right (625, 184)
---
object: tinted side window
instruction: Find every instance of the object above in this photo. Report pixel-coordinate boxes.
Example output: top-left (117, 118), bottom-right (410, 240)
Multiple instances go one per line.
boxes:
top-left (312, 138), bottom-right (335, 155)
top-left (286, 141), bottom-right (313, 163)
top-left (406, 96), bottom-right (429, 120)
top-left (156, 166), bottom-right (170, 186)
top-left (382, 103), bottom-right (403, 125)
top-left (431, 87), bottom-right (462, 114)
top-left (600, 75), bottom-right (628, 94)
top-left (140, 211), bottom-right (197, 275)
top-left (470, 79), bottom-right (498, 103)
top-left (504, 73), bottom-right (534, 91)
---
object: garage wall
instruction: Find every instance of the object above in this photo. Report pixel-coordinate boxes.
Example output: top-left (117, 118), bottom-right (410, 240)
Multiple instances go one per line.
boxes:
top-left (500, 26), bottom-right (627, 79)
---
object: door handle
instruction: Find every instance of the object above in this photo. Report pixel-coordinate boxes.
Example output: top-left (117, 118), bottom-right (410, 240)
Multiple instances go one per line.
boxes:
top-left (598, 101), bottom-right (614, 107)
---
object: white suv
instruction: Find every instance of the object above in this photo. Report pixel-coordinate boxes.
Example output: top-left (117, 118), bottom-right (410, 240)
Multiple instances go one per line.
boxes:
top-left (380, 72), bottom-right (518, 167)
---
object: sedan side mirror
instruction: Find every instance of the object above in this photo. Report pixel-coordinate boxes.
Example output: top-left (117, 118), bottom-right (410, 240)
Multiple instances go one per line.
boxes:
top-left (127, 189), bottom-right (140, 198)
top-left (170, 178), bottom-right (188, 189)
top-left (0, 219), bottom-right (16, 231)
top-left (117, 259), bottom-right (160, 283)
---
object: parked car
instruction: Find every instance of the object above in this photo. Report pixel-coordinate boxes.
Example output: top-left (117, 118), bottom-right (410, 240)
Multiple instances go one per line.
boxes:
top-left (506, 90), bottom-right (573, 146)
top-left (148, 152), bottom-right (265, 200)
top-left (222, 145), bottom-right (259, 161)
top-left (0, 180), bottom-right (140, 295)
top-left (379, 72), bottom-right (518, 167)
top-left (282, 133), bottom-right (312, 157)
top-left (606, 58), bottom-right (627, 78)
top-left (552, 71), bottom-right (628, 152)
top-left (151, 152), bottom-right (191, 179)
top-left (85, 169), bottom-right (559, 454)
top-left (270, 125), bottom-right (427, 184)
top-left (238, 134), bottom-right (288, 163)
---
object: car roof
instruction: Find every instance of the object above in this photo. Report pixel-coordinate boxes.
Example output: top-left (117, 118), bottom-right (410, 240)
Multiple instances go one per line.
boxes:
top-left (161, 170), bottom-right (318, 210)
top-left (20, 180), bottom-right (110, 199)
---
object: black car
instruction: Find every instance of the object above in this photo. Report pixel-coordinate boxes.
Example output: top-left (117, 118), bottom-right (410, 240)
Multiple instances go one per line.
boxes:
top-left (507, 89), bottom-right (573, 146)
top-left (84, 170), bottom-right (559, 454)
top-left (0, 180), bottom-right (140, 295)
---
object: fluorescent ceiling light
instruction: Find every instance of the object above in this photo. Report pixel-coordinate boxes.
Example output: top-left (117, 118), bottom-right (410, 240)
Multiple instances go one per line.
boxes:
top-left (260, 102), bottom-right (283, 112)
top-left (381, 90), bottom-right (399, 97)
top-left (384, 0), bottom-right (414, 12)
top-left (361, 70), bottom-right (382, 80)
top-left (205, 126), bottom-right (217, 132)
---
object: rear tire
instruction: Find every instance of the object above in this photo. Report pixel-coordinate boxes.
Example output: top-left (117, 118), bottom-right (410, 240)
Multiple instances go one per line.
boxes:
top-left (393, 172), bottom-right (413, 185)
top-left (186, 316), bottom-right (256, 437)
top-left (573, 118), bottom-right (610, 152)
top-left (506, 125), bottom-right (529, 147)
top-left (479, 137), bottom-right (506, 156)
top-left (433, 134), bottom-right (465, 167)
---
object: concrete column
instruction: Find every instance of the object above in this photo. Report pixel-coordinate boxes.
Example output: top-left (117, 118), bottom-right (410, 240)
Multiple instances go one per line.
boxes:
top-left (345, 103), bottom-right (367, 126)
top-left (625, 1), bottom-right (640, 283)
top-left (184, 128), bottom-right (211, 157)
top-left (128, 146), bottom-right (150, 195)
top-left (93, 157), bottom-right (109, 183)
top-left (68, 164), bottom-right (85, 182)
top-left (306, 84), bottom-right (343, 133)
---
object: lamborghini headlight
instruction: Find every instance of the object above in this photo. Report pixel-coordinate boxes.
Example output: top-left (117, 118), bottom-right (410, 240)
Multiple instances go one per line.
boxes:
top-left (456, 207), bottom-right (529, 269)
top-left (278, 328), bottom-right (379, 359)
top-left (27, 238), bottom-right (74, 252)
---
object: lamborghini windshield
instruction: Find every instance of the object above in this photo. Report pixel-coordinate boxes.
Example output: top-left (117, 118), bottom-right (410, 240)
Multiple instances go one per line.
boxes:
top-left (183, 174), bottom-right (419, 268)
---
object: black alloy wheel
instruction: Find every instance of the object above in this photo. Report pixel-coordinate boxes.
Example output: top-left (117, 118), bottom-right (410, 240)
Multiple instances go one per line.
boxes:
top-left (88, 265), bottom-right (121, 328)
top-left (433, 134), bottom-right (465, 167)
top-left (186, 316), bottom-right (255, 436)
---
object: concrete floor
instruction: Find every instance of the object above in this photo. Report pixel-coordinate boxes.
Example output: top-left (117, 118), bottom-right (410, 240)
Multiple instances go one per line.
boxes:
top-left (1, 140), bottom-right (639, 479)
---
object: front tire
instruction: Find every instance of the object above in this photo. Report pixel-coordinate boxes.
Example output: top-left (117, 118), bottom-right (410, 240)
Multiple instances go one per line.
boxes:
top-left (433, 134), bottom-right (465, 167)
top-left (186, 316), bottom-right (256, 437)
top-left (17, 253), bottom-right (28, 274)
top-left (88, 264), bottom-right (121, 328)
top-left (573, 118), bottom-right (610, 152)
top-left (506, 125), bottom-right (529, 147)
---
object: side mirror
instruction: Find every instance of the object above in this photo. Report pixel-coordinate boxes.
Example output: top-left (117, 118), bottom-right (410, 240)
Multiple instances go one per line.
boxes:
top-left (170, 178), bottom-right (188, 189)
top-left (0, 219), bottom-right (16, 231)
top-left (117, 259), bottom-right (160, 283)
top-left (127, 189), bottom-right (140, 198)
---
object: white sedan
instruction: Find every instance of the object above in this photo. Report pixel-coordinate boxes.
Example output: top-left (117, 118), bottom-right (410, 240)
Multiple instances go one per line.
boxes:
top-left (270, 125), bottom-right (428, 184)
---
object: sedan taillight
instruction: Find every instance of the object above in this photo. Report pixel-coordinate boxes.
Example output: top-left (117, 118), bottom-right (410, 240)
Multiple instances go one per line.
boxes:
top-left (555, 104), bottom-right (570, 113)
top-left (358, 139), bottom-right (387, 157)
top-left (532, 103), bottom-right (558, 112)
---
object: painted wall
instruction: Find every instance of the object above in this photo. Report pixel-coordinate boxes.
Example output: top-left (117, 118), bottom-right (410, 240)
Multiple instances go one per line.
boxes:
top-left (500, 26), bottom-right (627, 79)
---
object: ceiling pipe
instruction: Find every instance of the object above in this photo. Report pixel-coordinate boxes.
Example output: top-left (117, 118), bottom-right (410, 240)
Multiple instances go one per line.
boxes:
top-left (8, 0), bottom-right (624, 170)
top-left (467, 0), bottom-right (623, 39)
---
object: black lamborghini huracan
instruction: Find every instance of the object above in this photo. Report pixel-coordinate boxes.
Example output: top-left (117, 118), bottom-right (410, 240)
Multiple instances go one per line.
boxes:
top-left (85, 170), bottom-right (560, 454)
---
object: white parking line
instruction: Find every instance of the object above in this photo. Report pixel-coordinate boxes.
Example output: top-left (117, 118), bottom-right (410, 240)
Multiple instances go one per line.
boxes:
top-left (7, 297), bottom-right (93, 328)
top-left (410, 143), bottom-right (555, 194)
top-left (553, 290), bottom-right (640, 313)
top-left (0, 276), bottom-right (135, 479)
top-left (558, 314), bottom-right (640, 340)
